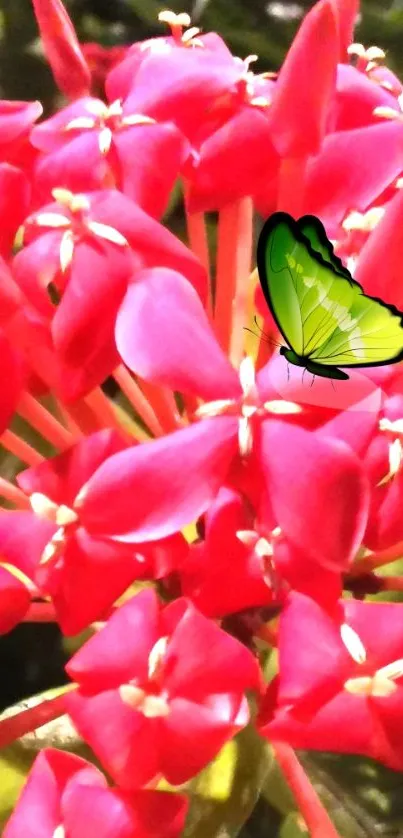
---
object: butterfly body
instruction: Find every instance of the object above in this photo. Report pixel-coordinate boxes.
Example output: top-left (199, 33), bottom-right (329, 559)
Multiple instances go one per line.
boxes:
top-left (257, 212), bottom-right (403, 381)
top-left (279, 346), bottom-right (349, 380)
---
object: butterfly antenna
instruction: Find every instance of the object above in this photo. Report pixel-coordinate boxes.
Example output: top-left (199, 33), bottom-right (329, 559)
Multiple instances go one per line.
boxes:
top-left (243, 317), bottom-right (283, 349)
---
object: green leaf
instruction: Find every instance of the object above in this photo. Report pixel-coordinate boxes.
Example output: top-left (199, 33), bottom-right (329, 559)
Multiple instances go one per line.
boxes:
top-left (161, 725), bottom-right (272, 838)
top-left (298, 751), bottom-right (403, 837)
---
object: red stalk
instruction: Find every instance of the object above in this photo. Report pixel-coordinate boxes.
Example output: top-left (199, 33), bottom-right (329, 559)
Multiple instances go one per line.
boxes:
top-left (0, 690), bottom-right (74, 750)
top-left (1, 429), bottom-right (44, 466)
top-left (17, 391), bottom-right (78, 450)
top-left (0, 477), bottom-right (30, 508)
top-left (138, 379), bottom-right (183, 434)
top-left (84, 387), bottom-right (126, 434)
top-left (229, 197), bottom-right (253, 368)
top-left (379, 576), bottom-right (403, 592)
top-left (352, 541), bottom-right (403, 575)
top-left (277, 157), bottom-right (307, 216)
top-left (184, 198), bottom-right (213, 318)
top-left (215, 198), bottom-right (253, 357)
top-left (59, 400), bottom-right (104, 436)
top-left (22, 601), bottom-right (58, 622)
top-left (273, 742), bottom-right (341, 838)
top-left (113, 366), bottom-right (164, 437)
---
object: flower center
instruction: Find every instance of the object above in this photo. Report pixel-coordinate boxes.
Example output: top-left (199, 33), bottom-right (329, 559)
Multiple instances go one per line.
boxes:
top-left (119, 635), bottom-right (171, 718)
top-left (196, 356), bottom-right (301, 456)
top-left (64, 100), bottom-right (157, 154)
top-left (29, 188), bottom-right (129, 273)
top-left (30, 492), bottom-right (79, 566)
top-left (236, 527), bottom-right (282, 589)
top-left (344, 659), bottom-right (403, 697)
top-left (341, 622), bottom-right (403, 697)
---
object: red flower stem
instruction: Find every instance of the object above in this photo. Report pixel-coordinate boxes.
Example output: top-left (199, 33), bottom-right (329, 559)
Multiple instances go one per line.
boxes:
top-left (59, 400), bottom-right (104, 436)
top-left (229, 197), bottom-right (253, 368)
top-left (1, 429), bottom-right (44, 466)
top-left (379, 576), bottom-right (403, 591)
top-left (277, 157), bottom-right (307, 216)
top-left (85, 387), bottom-right (126, 434)
top-left (0, 477), bottom-right (30, 508)
top-left (113, 365), bottom-right (164, 437)
top-left (215, 198), bottom-right (252, 356)
top-left (139, 380), bottom-right (183, 433)
top-left (352, 541), bottom-right (403, 575)
top-left (273, 742), bottom-right (341, 838)
top-left (182, 392), bottom-right (199, 422)
top-left (22, 601), bottom-right (58, 622)
top-left (53, 400), bottom-right (85, 438)
top-left (184, 191), bottom-right (213, 318)
top-left (17, 391), bottom-right (78, 450)
top-left (0, 690), bottom-right (74, 750)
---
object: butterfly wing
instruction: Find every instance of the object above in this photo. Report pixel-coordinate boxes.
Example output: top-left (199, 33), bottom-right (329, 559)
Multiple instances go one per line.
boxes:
top-left (311, 283), bottom-right (403, 368)
top-left (257, 212), bottom-right (357, 357)
top-left (257, 212), bottom-right (403, 369)
top-left (297, 215), bottom-right (351, 279)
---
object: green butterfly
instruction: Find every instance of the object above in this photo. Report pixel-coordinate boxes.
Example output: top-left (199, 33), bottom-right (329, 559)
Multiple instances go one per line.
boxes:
top-left (256, 212), bottom-right (403, 381)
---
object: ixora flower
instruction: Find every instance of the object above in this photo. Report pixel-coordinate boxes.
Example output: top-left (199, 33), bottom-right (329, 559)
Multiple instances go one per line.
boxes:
top-left (0, 430), bottom-right (187, 635)
top-left (65, 589), bottom-right (261, 787)
top-left (259, 593), bottom-right (403, 771)
top-left (13, 188), bottom-right (206, 399)
top-left (3, 749), bottom-right (188, 838)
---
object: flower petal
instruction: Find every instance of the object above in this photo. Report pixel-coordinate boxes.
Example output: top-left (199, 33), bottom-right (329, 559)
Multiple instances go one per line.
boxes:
top-left (79, 418), bottom-right (238, 542)
top-left (116, 268), bottom-right (240, 400)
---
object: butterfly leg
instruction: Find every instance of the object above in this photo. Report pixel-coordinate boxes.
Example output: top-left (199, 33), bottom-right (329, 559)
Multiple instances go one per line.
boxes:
top-left (302, 367), bottom-right (306, 385)
top-left (310, 374), bottom-right (316, 388)
top-left (287, 362), bottom-right (290, 382)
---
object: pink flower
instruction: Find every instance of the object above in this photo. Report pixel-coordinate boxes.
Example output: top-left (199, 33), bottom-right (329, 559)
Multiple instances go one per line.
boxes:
top-left (65, 589), bottom-right (261, 787)
top-left (3, 749), bottom-right (188, 838)
top-left (259, 593), bottom-right (403, 771)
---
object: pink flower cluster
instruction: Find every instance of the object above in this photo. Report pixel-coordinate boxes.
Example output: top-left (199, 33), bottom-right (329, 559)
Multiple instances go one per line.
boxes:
top-left (2, 0), bottom-right (403, 834)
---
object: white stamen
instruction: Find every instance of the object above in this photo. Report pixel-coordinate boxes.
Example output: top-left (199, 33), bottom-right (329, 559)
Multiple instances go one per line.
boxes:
top-left (55, 504), bottom-right (78, 527)
top-left (373, 105), bottom-right (401, 120)
top-left (64, 116), bottom-right (96, 131)
top-left (238, 414), bottom-right (253, 457)
top-left (60, 230), bottom-right (75, 272)
top-left (264, 400), bottom-right (302, 415)
top-left (340, 623), bottom-right (367, 664)
top-left (195, 399), bottom-right (233, 418)
top-left (122, 114), bottom-right (156, 127)
top-left (30, 492), bottom-right (58, 521)
top-left (148, 636), bottom-right (169, 680)
top-left (108, 99), bottom-right (123, 117)
top-left (379, 417), bottom-right (403, 435)
top-left (87, 221), bottom-right (128, 246)
top-left (366, 46), bottom-right (386, 61)
top-left (158, 10), bottom-right (191, 27)
top-left (34, 212), bottom-right (70, 228)
top-left (98, 126), bottom-right (113, 155)
top-left (239, 355), bottom-right (256, 396)
top-left (377, 658), bottom-right (403, 682)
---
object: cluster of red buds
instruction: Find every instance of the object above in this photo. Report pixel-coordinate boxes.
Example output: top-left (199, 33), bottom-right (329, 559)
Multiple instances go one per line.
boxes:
top-left (1, 0), bottom-right (403, 834)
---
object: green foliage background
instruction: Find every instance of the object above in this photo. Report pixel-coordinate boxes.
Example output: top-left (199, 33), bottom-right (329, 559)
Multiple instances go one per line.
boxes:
top-left (1, 0), bottom-right (403, 835)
